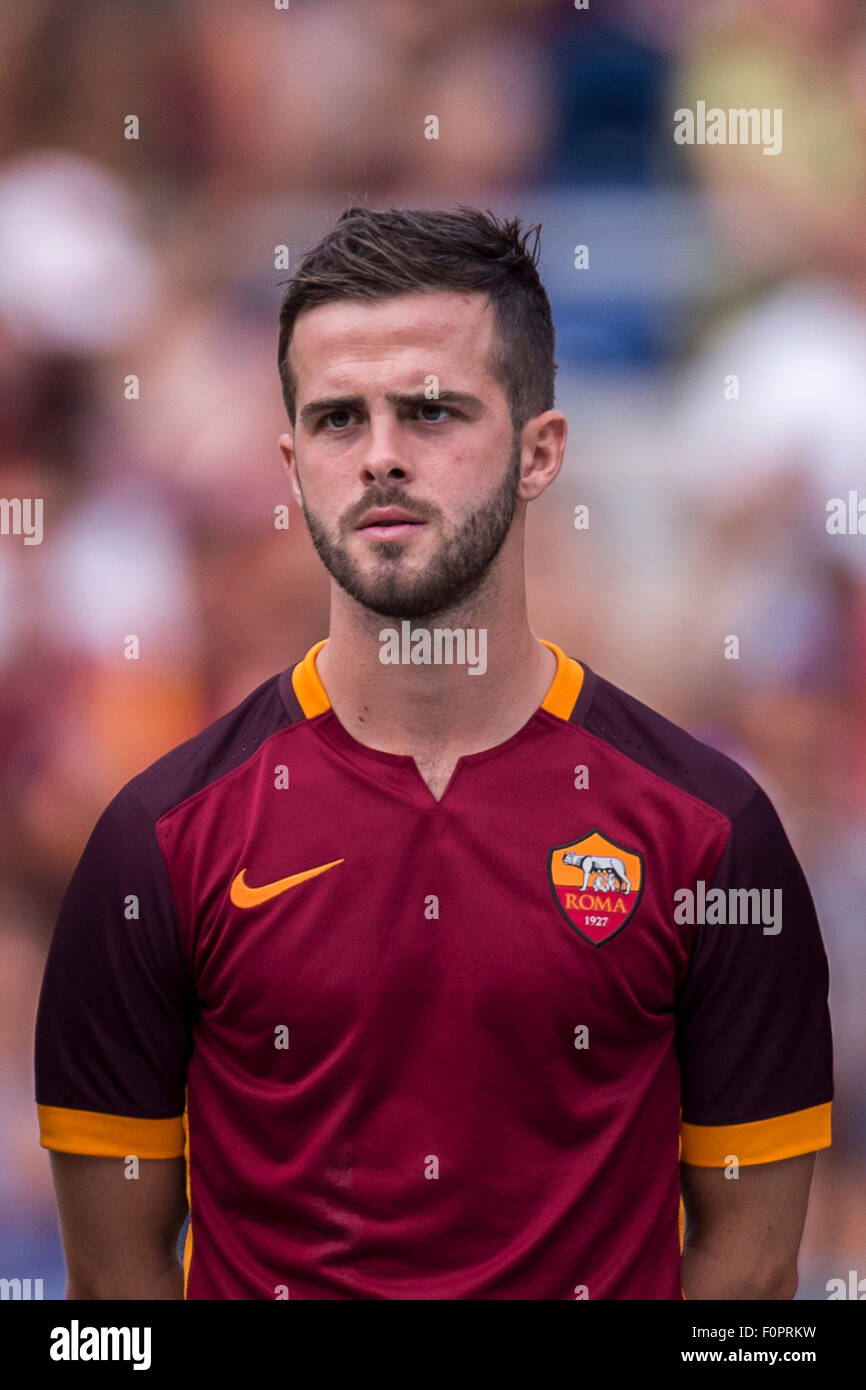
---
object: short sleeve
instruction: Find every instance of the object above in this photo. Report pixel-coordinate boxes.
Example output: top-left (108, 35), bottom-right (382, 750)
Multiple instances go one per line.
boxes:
top-left (34, 785), bottom-right (196, 1158)
top-left (675, 783), bottom-right (833, 1166)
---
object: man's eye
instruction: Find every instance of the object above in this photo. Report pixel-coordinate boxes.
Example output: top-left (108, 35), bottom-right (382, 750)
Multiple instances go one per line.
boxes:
top-left (416, 404), bottom-right (452, 422)
top-left (323, 410), bottom-right (354, 429)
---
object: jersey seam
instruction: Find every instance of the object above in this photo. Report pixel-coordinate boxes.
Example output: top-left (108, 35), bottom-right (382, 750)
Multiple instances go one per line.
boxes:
top-left (566, 657), bottom-right (598, 726)
top-left (126, 783), bottom-right (198, 1003)
top-left (37, 1101), bottom-right (185, 1124)
top-left (703, 781), bottom-right (764, 889)
top-left (682, 1094), bottom-right (833, 1129)
top-left (552, 711), bottom-right (745, 841)
top-left (149, 720), bottom-right (311, 973)
top-left (151, 711), bottom-right (302, 831)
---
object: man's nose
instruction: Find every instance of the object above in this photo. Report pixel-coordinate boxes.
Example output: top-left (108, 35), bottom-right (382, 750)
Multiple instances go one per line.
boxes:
top-left (360, 413), bottom-right (412, 485)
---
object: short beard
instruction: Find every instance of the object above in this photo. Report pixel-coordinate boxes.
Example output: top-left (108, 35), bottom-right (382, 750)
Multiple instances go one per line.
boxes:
top-left (300, 436), bottom-right (522, 620)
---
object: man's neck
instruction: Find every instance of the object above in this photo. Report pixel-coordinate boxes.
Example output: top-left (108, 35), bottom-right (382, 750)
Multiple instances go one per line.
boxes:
top-left (315, 598), bottom-right (557, 774)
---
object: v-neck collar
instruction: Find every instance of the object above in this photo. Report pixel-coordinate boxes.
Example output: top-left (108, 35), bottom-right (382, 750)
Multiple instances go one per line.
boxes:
top-left (280, 636), bottom-right (588, 803)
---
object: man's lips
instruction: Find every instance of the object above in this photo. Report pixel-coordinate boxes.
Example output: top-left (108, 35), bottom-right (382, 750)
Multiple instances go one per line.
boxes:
top-left (355, 507), bottom-right (427, 540)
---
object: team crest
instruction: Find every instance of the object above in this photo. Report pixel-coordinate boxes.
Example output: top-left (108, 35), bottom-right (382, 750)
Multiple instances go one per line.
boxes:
top-left (548, 829), bottom-right (644, 946)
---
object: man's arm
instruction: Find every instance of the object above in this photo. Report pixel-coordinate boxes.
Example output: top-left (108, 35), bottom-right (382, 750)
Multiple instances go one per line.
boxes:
top-left (34, 786), bottom-right (196, 1297)
top-left (675, 783), bottom-right (833, 1300)
top-left (680, 1152), bottom-right (815, 1300)
top-left (50, 1153), bottom-right (188, 1300)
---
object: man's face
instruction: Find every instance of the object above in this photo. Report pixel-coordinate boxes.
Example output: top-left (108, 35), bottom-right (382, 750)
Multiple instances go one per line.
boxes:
top-left (278, 289), bottom-right (523, 620)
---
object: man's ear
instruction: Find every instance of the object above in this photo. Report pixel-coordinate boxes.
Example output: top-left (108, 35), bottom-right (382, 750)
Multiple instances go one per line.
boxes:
top-left (278, 432), bottom-right (303, 508)
top-left (516, 410), bottom-right (567, 503)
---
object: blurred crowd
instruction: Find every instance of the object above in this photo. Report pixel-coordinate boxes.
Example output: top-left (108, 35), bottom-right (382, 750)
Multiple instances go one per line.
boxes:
top-left (0, 0), bottom-right (864, 1298)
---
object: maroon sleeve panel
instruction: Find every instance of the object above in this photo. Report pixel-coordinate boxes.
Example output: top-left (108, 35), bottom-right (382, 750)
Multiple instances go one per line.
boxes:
top-left (34, 784), bottom-right (197, 1146)
top-left (674, 783), bottom-right (833, 1147)
top-left (34, 668), bottom-right (298, 1156)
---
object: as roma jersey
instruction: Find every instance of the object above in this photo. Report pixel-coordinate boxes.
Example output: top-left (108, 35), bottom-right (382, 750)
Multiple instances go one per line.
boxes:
top-left (34, 638), bottom-right (833, 1299)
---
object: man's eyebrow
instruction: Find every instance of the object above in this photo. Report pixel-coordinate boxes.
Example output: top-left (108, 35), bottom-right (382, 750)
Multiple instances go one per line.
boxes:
top-left (394, 391), bottom-right (483, 412)
top-left (299, 396), bottom-right (365, 426)
top-left (298, 391), bottom-right (483, 425)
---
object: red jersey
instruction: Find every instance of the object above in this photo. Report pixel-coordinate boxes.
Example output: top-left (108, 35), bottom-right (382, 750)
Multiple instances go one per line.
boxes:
top-left (35, 638), bottom-right (833, 1299)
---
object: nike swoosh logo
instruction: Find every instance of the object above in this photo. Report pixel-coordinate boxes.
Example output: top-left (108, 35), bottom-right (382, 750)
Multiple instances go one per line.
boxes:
top-left (230, 858), bottom-right (345, 908)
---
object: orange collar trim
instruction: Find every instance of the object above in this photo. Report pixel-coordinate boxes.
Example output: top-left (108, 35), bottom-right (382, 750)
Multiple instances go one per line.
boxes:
top-left (538, 638), bottom-right (584, 719)
top-left (290, 637), bottom-right (330, 718)
top-left (290, 636), bottom-right (583, 723)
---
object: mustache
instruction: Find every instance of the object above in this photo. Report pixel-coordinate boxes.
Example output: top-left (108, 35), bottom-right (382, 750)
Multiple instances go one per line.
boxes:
top-left (342, 492), bottom-right (439, 530)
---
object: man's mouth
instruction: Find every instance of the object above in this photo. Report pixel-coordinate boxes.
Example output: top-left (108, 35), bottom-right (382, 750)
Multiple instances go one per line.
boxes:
top-left (356, 507), bottom-right (427, 540)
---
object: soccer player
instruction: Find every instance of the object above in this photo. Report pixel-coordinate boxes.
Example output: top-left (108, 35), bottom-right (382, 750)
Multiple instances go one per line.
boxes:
top-left (35, 207), bottom-right (833, 1300)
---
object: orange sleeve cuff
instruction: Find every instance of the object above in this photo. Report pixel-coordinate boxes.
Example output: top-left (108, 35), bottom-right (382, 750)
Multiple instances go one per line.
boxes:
top-left (680, 1101), bottom-right (831, 1167)
top-left (37, 1104), bottom-right (185, 1158)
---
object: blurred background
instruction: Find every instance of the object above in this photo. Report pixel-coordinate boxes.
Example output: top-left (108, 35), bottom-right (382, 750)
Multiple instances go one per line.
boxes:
top-left (1, 0), bottom-right (864, 1299)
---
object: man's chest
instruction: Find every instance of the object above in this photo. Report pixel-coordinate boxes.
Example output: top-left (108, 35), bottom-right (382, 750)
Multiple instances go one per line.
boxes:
top-left (166, 766), bottom-right (706, 1066)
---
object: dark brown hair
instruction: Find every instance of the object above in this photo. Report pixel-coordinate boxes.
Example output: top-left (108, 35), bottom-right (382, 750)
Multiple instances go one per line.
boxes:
top-left (277, 205), bottom-right (556, 431)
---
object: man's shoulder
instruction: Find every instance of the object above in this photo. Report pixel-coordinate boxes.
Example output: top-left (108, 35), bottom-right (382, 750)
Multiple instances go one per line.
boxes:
top-left (573, 660), bottom-right (760, 826)
top-left (112, 663), bottom-right (305, 827)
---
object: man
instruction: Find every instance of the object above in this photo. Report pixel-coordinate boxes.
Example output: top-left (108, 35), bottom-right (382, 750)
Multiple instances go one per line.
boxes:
top-left (35, 206), bottom-right (832, 1300)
